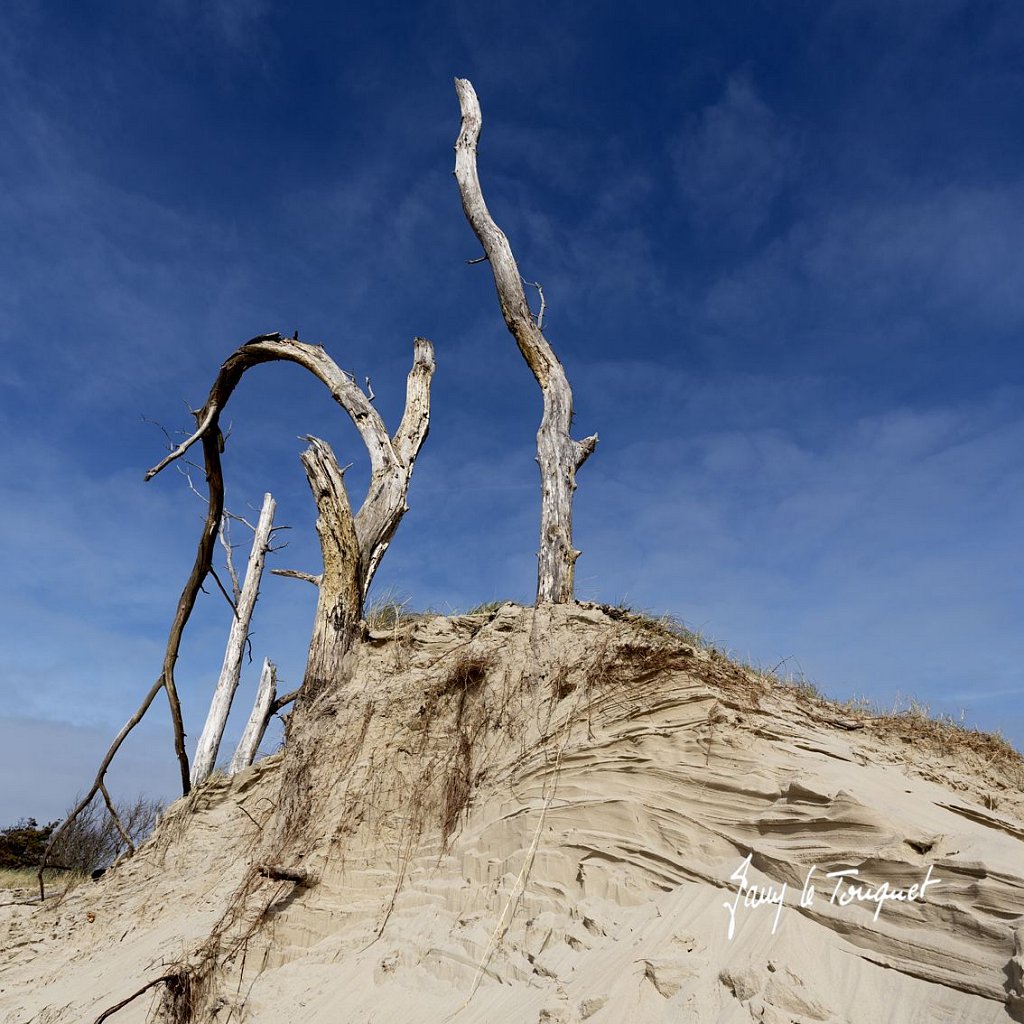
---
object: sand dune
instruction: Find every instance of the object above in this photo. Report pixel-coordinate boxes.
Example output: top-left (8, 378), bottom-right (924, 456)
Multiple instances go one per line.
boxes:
top-left (3, 604), bottom-right (1023, 1023)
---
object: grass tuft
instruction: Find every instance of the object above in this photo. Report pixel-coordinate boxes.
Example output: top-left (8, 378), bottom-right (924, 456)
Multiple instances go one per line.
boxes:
top-left (600, 603), bottom-right (716, 650)
top-left (0, 866), bottom-right (88, 893)
top-left (365, 588), bottom-right (418, 631)
top-left (436, 653), bottom-right (493, 699)
top-left (463, 600), bottom-right (512, 616)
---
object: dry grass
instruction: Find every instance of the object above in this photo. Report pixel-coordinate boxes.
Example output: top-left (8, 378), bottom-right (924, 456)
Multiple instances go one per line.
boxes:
top-left (435, 653), bottom-right (492, 698)
top-left (598, 603), bottom-right (710, 649)
top-left (158, 965), bottom-right (212, 1024)
top-left (423, 653), bottom-right (495, 843)
top-left (441, 731), bottom-right (474, 843)
top-left (844, 696), bottom-right (1024, 782)
top-left (365, 589), bottom-right (419, 631)
top-left (0, 866), bottom-right (88, 894)
top-left (463, 600), bottom-right (510, 615)
top-left (602, 602), bottom-right (1023, 788)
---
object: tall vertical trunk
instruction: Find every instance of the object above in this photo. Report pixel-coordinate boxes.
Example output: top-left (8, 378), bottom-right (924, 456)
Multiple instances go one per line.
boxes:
top-left (453, 78), bottom-right (597, 604)
top-left (299, 438), bottom-right (364, 695)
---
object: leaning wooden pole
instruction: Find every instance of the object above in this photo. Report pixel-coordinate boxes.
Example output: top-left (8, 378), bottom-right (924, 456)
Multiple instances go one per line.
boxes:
top-left (228, 657), bottom-right (277, 775)
top-left (192, 492), bottom-right (276, 786)
top-left (454, 78), bottom-right (598, 604)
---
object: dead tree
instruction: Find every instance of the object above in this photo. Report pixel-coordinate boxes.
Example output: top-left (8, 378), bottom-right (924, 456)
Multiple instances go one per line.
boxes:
top-left (39, 333), bottom-right (433, 897)
top-left (192, 492), bottom-right (276, 786)
top-left (454, 78), bottom-right (598, 604)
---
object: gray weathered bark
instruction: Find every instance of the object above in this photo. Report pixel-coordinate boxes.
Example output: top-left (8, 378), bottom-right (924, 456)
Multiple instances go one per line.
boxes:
top-left (228, 657), bottom-right (277, 775)
top-left (298, 436), bottom-right (365, 693)
top-left (454, 78), bottom-right (598, 604)
top-left (192, 490), bottom-right (276, 786)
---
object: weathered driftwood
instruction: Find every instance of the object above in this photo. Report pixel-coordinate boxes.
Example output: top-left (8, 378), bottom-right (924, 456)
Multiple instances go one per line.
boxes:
top-left (454, 78), bottom-right (598, 604)
top-left (193, 493), bottom-right (276, 786)
top-left (298, 436), bottom-right (364, 692)
top-left (256, 863), bottom-right (313, 886)
top-left (229, 658), bottom-right (278, 775)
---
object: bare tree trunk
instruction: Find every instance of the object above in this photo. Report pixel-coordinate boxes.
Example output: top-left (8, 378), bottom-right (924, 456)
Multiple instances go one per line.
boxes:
top-left (192, 492), bottom-right (276, 786)
top-left (298, 437), bottom-right (365, 692)
top-left (229, 658), bottom-right (277, 775)
top-left (453, 78), bottom-right (598, 605)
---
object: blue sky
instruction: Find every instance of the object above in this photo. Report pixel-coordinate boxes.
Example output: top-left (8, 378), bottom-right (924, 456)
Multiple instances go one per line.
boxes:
top-left (2, 0), bottom-right (1023, 824)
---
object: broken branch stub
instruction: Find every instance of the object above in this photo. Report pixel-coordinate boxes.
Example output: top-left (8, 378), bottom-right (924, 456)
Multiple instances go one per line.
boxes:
top-left (453, 78), bottom-right (597, 605)
top-left (229, 658), bottom-right (278, 775)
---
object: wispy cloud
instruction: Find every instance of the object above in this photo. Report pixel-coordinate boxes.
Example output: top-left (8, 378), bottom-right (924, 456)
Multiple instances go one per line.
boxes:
top-left (155, 0), bottom-right (272, 55)
top-left (673, 73), bottom-right (797, 241)
top-left (696, 182), bottom-right (1024, 384)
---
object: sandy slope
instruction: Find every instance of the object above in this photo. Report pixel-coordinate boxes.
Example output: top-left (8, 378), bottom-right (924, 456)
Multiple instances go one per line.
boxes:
top-left (2, 604), bottom-right (1023, 1023)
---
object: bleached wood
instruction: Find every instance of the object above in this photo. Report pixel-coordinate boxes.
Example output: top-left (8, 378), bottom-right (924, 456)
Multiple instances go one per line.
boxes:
top-left (228, 658), bottom-right (277, 775)
top-left (192, 492), bottom-right (276, 786)
top-left (271, 569), bottom-right (321, 586)
top-left (454, 78), bottom-right (597, 604)
top-left (42, 315), bottom-right (433, 894)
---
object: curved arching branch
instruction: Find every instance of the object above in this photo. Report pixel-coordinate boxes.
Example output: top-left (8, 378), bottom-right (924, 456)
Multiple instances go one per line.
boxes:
top-left (454, 78), bottom-right (597, 604)
top-left (145, 334), bottom-right (397, 482)
top-left (145, 329), bottom-right (434, 679)
top-left (144, 333), bottom-right (434, 595)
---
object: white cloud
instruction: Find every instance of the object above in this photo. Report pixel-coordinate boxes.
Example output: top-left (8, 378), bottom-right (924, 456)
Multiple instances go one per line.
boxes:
top-left (702, 184), bottom-right (1024, 352)
top-left (673, 74), bottom-right (797, 240)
